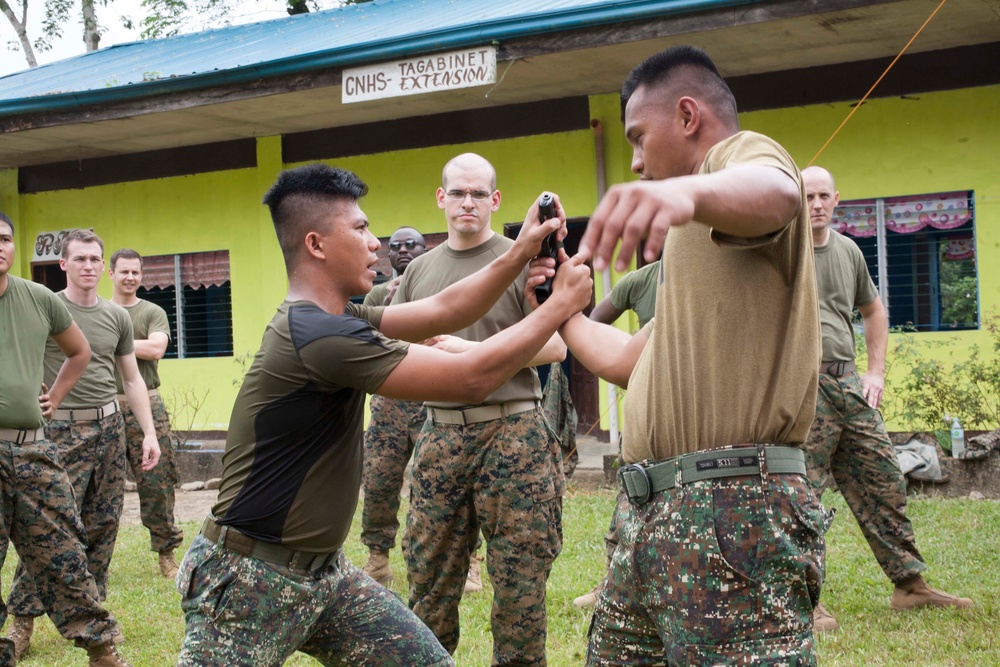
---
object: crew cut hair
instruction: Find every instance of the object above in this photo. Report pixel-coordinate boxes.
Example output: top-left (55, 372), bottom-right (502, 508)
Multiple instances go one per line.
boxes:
top-left (60, 228), bottom-right (104, 258)
top-left (110, 248), bottom-right (143, 271)
top-left (263, 163), bottom-right (369, 267)
top-left (621, 45), bottom-right (738, 126)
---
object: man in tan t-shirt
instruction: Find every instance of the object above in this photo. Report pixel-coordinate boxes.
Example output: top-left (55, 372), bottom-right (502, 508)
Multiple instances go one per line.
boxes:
top-left (554, 46), bottom-right (829, 665)
top-left (394, 153), bottom-right (568, 664)
top-left (802, 166), bottom-right (971, 633)
top-left (109, 248), bottom-right (185, 581)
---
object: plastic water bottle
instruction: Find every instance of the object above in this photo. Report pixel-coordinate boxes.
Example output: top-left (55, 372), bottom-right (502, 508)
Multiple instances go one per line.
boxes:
top-left (950, 418), bottom-right (965, 459)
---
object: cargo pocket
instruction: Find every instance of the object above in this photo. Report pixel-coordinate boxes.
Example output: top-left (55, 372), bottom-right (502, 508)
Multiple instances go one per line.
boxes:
top-left (529, 477), bottom-right (563, 573)
top-left (685, 631), bottom-right (815, 666)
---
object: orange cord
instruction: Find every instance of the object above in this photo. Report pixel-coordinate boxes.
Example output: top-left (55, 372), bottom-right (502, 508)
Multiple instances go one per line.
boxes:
top-left (806, 0), bottom-right (949, 167)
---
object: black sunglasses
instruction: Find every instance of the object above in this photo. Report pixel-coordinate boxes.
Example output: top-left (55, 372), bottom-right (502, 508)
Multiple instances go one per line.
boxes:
top-left (389, 240), bottom-right (424, 251)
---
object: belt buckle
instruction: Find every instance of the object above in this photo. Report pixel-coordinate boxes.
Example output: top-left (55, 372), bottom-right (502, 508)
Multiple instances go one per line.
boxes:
top-left (621, 463), bottom-right (652, 506)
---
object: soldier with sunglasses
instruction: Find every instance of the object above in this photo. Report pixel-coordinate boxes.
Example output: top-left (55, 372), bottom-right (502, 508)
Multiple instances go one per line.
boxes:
top-left (359, 226), bottom-right (427, 587)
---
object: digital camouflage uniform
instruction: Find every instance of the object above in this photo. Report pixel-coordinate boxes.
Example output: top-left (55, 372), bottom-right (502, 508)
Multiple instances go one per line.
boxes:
top-left (360, 394), bottom-right (426, 553)
top-left (592, 473), bottom-right (830, 665)
top-left (396, 234), bottom-right (564, 666)
top-left (404, 409), bottom-right (563, 663)
top-left (0, 275), bottom-right (121, 660)
top-left (9, 413), bottom-right (128, 610)
top-left (177, 535), bottom-right (452, 667)
top-left (122, 394), bottom-right (182, 553)
top-left (804, 230), bottom-right (926, 583)
top-left (0, 435), bottom-right (122, 660)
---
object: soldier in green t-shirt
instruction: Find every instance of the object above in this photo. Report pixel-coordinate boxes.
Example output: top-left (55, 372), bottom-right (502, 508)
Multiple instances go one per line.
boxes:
top-left (0, 213), bottom-right (136, 667)
top-left (801, 166), bottom-right (972, 632)
top-left (572, 258), bottom-right (660, 608)
top-left (8, 229), bottom-right (161, 659)
top-left (109, 249), bottom-right (185, 581)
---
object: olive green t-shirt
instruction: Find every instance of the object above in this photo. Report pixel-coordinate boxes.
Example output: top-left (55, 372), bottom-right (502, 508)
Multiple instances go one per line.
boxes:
top-left (394, 233), bottom-right (541, 408)
top-left (610, 261), bottom-right (660, 328)
top-left (363, 282), bottom-right (391, 307)
top-left (0, 276), bottom-right (73, 429)
top-left (114, 299), bottom-right (171, 393)
top-left (814, 230), bottom-right (878, 362)
top-left (212, 300), bottom-right (408, 552)
top-left (622, 131), bottom-right (820, 462)
top-left (44, 293), bottom-right (134, 410)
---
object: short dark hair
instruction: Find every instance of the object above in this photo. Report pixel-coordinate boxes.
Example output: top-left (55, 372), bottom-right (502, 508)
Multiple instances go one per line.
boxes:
top-left (61, 228), bottom-right (104, 258)
top-left (263, 164), bottom-right (369, 268)
top-left (0, 212), bottom-right (12, 234)
top-left (622, 46), bottom-right (737, 125)
top-left (110, 248), bottom-right (142, 271)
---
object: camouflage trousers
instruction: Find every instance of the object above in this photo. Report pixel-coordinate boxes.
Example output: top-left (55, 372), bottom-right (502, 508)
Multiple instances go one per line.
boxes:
top-left (122, 394), bottom-right (183, 554)
top-left (0, 436), bottom-right (119, 662)
top-left (9, 411), bottom-right (126, 615)
top-left (360, 395), bottom-right (426, 552)
top-left (803, 371), bottom-right (926, 583)
top-left (403, 408), bottom-right (564, 666)
top-left (587, 468), bottom-right (831, 666)
top-left (177, 534), bottom-right (453, 666)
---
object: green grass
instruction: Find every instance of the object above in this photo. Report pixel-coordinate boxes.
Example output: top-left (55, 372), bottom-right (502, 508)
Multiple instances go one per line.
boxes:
top-left (4, 487), bottom-right (997, 666)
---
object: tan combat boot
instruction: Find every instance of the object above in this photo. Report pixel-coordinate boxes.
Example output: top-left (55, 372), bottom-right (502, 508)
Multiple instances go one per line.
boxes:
top-left (362, 550), bottom-right (393, 588)
top-left (890, 575), bottom-right (973, 611)
top-left (87, 641), bottom-right (133, 667)
top-left (812, 601), bottom-right (839, 632)
top-left (158, 549), bottom-right (180, 579)
top-left (8, 615), bottom-right (33, 661)
top-left (464, 555), bottom-right (483, 593)
top-left (573, 581), bottom-right (602, 608)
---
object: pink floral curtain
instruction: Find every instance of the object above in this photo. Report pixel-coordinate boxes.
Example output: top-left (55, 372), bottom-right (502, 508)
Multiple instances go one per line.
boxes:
top-left (832, 191), bottom-right (973, 238)
top-left (141, 251), bottom-right (230, 290)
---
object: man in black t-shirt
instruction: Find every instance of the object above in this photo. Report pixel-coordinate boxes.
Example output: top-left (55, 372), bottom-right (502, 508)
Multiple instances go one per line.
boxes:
top-left (176, 164), bottom-right (592, 665)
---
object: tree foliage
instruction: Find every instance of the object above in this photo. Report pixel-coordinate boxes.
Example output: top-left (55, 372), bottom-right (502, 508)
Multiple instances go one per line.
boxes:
top-left (2, 0), bottom-right (109, 66)
top-left (2, 0), bottom-right (371, 69)
top-left (136, 0), bottom-right (370, 39)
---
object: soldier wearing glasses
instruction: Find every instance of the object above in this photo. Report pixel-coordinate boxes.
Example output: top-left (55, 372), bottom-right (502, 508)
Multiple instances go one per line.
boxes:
top-left (359, 226), bottom-right (427, 587)
top-left (395, 153), bottom-right (567, 664)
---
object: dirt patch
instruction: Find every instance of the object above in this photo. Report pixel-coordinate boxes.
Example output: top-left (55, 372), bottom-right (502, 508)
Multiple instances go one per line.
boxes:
top-left (121, 488), bottom-right (218, 525)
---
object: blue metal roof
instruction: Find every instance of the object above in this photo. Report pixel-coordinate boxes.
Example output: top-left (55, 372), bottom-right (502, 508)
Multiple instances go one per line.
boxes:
top-left (0, 0), bottom-right (758, 116)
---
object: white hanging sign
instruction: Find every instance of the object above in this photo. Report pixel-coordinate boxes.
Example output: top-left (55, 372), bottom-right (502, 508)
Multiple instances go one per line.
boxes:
top-left (342, 46), bottom-right (497, 104)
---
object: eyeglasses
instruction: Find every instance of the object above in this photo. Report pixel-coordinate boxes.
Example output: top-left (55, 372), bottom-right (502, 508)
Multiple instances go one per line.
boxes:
top-left (445, 189), bottom-right (494, 201)
top-left (388, 239), bottom-right (424, 251)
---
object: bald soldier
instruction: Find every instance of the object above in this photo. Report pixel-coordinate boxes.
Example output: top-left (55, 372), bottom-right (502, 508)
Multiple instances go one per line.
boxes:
top-left (802, 165), bottom-right (971, 632)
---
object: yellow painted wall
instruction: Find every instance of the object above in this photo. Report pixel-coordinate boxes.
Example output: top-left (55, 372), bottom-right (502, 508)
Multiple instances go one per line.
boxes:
top-left (4, 84), bottom-right (996, 432)
top-left (742, 84), bottom-right (1000, 428)
top-left (5, 128), bottom-right (601, 429)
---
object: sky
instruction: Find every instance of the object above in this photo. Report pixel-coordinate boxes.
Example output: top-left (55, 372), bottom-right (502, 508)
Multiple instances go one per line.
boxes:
top-left (0, 1), bottom-right (340, 78)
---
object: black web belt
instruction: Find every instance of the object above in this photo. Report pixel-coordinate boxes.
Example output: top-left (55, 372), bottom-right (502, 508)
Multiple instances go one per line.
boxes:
top-left (618, 445), bottom-right (806, 506)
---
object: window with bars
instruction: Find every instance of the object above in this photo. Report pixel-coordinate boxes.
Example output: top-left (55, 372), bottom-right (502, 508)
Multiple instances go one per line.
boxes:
top-left (832, 191), bottom-right (978, 332)
top-left (136, 250), bottom-right (234, 358)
